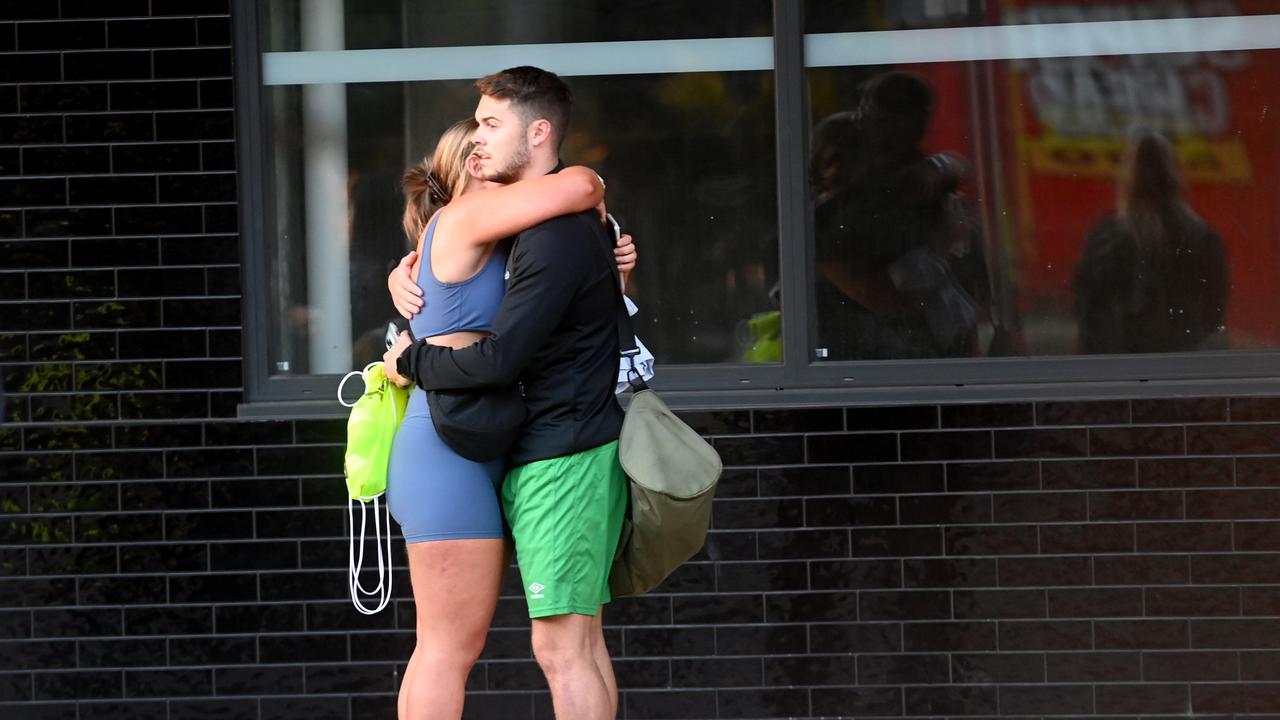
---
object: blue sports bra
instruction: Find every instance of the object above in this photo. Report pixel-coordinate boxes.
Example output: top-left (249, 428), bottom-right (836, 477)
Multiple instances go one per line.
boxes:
top-left (409, 212), bottom-right (507, 340)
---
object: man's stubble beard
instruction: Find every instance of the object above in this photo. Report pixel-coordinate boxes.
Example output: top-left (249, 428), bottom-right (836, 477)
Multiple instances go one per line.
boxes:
top-left (483, 136), bottom-right (532, 185)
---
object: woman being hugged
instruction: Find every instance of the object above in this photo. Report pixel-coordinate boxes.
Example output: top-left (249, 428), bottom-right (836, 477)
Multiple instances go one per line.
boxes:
top-left (383, 118), bottom-right (608, 720)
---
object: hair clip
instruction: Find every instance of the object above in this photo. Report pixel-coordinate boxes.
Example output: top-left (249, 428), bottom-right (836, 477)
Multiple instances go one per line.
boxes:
top-left (425, 171), bottom-right (451, 205)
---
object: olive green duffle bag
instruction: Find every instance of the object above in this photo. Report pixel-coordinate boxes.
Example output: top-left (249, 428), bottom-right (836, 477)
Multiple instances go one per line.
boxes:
top-left (609, 383), bottom-right (721, 598)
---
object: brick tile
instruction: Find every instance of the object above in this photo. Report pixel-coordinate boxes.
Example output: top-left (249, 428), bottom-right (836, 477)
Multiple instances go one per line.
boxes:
top-left (803, 497), bottom-right (896, 525)
top-left (1187, 488), bottom-right (1280, 519)
top-left (1046, 650), bottom-right (1140, 682)
top-left (1137, 521), bottom-right (1232, 552)
top-left (1088, 489), bottom-right (1184, 520)
top-left (1096, 619), bottom-right (1189, 649)
top-left (1191, 554), bottom-right (1280, 584)
top-left (806, 432), bottom-right (896, 464)
top-left (19, 83), bottom-right (108, 113)
top-left (1189, 424), bottom-right (1280, 454)
top-left (1090, 426), bottom-right (1185, 456)
top-left (17, 20), bottom-right (105, 51)
top-left (1144, 650), bottom-right (1239, 681)
top-left (1095, 555), bottom-right (1188, 585)
top-left (946, 460), bottom-right (1039, 491)
top-left (1037, 399), bottom-right (1130, 425)
top-left (759, 465), bottom-right (848, 496)
top-left (854, 463), bottom-right (941, 494)
top-left (1140, 457), bottom-right (1234, 487)
top-left (952, 652), bottom-right (1045, 683)
top-left (993, 491), bottom-right (1086, 523)
top-left (941, 402), bottom-right (1033, 428)
top-left (1042, 458), bottom-right (1135, 489)
top-left (1048, 588), bottom-right (1143, 618)
top-left (995, 428), bottom-right (1089, 458)
top-left (954, 589), bottom-right (1045, 620)
top-left (752, 407), bottom-right (842, 433)
top-left (64, 50), bottom-right (151, 81)
top-left (1132, 397), bottom-right (1227, 423)
top-left (1230, 397), bottom-right (1280, 422)
top-left (903, 685), bottom-right (997, 715)
top-left (846, 404), bottom-right (936, 430)
top-left (1040, 522), bottom-right (1134, 554)
top-left (902, 558), bottom-right (996, 588)
top-left (997, 556), bottom-right (1092, 587)
top-left (904, 621), bottom-right (996, 651)
top-left (899, 493), bottom-right (990, 524)
top-left (999, 683), bottom-right (1093, 714)
top-left (900, 429), bottom-right (991, 461)
top-left (0, 116), bottom-right (62, 145)
top-left (1096, 683), bottom-right (1191, 713)
top-left (107, 18), bottom-right (197, 48)
top-left (945, 525), bottom-right (1037, 556)
top-left (857, 653), bottom-right (947, 684)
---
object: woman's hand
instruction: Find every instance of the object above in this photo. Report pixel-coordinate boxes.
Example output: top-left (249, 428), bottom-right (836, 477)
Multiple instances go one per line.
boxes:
top-left (389, 252), bottom-right (424, 319)
top-left (383, 331), bottom-right (414, 388)
top-left (615, 233), bottom-right (636, 292)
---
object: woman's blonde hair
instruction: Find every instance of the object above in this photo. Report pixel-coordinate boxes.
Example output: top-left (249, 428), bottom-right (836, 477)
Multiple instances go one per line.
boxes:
top-left (402, 118), bottom-right (479, 243)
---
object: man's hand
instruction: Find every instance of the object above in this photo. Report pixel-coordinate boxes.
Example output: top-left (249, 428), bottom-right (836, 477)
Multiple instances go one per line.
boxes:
top-left (389, 252), bottom-right (424, 319)
top-left (383, 331), bottom-right (414, 388)
top-left (615, 233), bottom-right (636, 292)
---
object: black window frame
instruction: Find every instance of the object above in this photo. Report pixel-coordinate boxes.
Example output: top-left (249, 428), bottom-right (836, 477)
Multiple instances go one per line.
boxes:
top-left (234, 0), bottom-right (1280, 417)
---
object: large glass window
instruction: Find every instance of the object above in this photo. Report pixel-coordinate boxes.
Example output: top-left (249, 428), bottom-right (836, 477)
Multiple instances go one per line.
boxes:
top-left (240, 0), bottom-right (1280, 408)
top-left (805, 0), bottom-right (1280, 362)
top-left (252, 0), bottom-right (775, 389)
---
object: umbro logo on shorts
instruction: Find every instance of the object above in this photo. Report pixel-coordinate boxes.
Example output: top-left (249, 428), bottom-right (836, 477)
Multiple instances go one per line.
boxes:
top-left (528, 582), bottom-right (545, 599)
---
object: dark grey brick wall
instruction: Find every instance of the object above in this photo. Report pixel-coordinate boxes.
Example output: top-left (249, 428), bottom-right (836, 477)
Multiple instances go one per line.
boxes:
top-left (6, 2), bottom-right (1280, 719)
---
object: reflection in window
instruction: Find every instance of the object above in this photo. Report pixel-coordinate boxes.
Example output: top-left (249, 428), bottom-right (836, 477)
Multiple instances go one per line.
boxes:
top-left (805, 0), bottom-right (1280, 359)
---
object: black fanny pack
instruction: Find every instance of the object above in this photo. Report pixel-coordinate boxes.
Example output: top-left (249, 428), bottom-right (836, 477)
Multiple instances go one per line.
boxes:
top-left (427, 385), bottom-right (525, 462)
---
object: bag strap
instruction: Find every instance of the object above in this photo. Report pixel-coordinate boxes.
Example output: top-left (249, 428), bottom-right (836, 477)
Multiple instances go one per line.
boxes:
top-left (348, 495), bottom-right (393, 614)
top-left (578, 213), bottom-right (649, 392)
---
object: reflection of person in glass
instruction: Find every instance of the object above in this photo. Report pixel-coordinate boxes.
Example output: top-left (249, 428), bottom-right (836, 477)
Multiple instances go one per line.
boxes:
top-left (812, 71), bottom-right (988, 360)
top-left (375, 117), bottom-right (610, 720)
top-left (1074, 129), bottom-right (1228, 354)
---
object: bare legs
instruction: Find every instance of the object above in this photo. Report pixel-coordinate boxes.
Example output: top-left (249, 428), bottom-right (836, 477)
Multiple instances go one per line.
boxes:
top-left (397, 538), bottom-right (505, 720)
top-left (590, 610), bottom-right (617, 719)
top-left (396, 538), bottom-right (617, 719)
top-left (531, 610), bottom-right (617, 720)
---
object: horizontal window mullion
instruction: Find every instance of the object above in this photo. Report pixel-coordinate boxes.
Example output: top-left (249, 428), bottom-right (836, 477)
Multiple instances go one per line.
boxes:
top-left (262, 37), bottom-right (775, 85)
top-left (805, 14), bottom-right (1280, 68)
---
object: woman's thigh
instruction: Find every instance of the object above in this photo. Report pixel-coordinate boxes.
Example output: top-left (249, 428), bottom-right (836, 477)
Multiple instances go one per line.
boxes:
top-left (407, 538), bottom-right (506, 648)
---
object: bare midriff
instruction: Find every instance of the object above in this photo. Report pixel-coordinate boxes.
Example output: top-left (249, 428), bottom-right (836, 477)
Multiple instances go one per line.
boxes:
top-left (424, 330), bottom-right (488, 351)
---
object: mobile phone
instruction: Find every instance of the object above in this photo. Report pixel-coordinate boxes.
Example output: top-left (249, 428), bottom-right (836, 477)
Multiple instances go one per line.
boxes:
top-left (605, 213), bottom-right (621, 244)
top-left (384, 322), bottom-right (399, 350)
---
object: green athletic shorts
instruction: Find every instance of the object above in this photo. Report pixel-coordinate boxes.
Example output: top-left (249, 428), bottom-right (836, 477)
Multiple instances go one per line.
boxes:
top-left (502, 440), bottom-right (627, 618)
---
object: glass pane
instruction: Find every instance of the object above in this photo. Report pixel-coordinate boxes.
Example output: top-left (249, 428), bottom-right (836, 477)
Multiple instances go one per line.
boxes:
top-left (805, 0), bottom-right (1280, 360)
top-left (261, 1), bottom-right (778, 375)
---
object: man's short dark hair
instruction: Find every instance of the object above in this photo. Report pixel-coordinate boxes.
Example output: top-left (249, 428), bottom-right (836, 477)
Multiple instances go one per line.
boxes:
top-left (858, 71), bottom-right (933, 148)
top-left (474, 66), bottom-right (572, 149)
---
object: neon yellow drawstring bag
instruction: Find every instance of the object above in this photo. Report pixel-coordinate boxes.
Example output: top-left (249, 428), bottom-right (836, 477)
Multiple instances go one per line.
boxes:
top-left (338, 362), bottom-right (408, 614)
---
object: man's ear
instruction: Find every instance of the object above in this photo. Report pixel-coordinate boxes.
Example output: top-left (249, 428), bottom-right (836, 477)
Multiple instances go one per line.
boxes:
top-left (527, 118), bottom-right (553, 149)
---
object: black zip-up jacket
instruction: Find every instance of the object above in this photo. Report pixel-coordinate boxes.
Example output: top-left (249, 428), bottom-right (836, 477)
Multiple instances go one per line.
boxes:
top-left (399, 208), bottom-right (624, 467)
